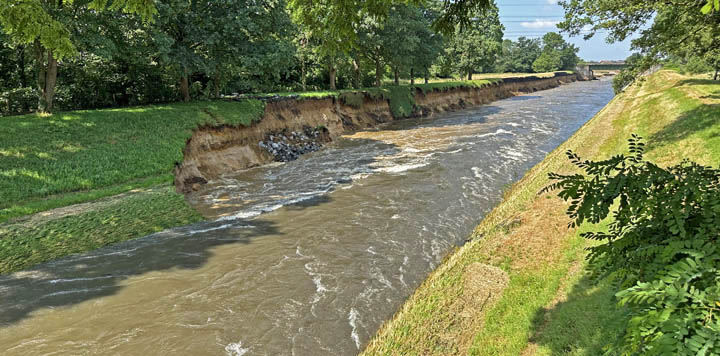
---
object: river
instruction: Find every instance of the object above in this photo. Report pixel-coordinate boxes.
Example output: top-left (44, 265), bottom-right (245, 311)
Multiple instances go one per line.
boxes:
top-left (0, 78), bottom-right (614, 355)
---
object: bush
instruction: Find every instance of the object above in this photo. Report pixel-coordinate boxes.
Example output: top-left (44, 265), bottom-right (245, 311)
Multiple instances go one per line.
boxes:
top-left (544, 135), bottom-right (720, 355)
top-left (684, 57), bottom-right (713, 75)
top-left (0, 87), bottom-right (37, 116)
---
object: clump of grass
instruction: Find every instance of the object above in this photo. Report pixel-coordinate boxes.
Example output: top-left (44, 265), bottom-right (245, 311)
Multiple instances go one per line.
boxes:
top-left (414, 79), bottom-right (498, 95)
top-left (0, 185), bottom-right (203, 274)
top-left (0, 99), bottom-right (265, 221)
top-left (386, 86), bottom-right (417, 118)
top-left (339, 92), bottom-right (365, 108)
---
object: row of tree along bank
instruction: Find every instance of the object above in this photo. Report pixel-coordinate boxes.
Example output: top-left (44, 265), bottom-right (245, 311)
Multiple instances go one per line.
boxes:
top-left (0, 0), bottom-right (581, 116)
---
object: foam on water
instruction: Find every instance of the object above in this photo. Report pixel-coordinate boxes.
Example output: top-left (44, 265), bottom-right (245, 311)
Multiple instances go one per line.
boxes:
top-left (225, 342), bottom-right (250, 356)
top-left (348, 308), bottom-right (361, 349)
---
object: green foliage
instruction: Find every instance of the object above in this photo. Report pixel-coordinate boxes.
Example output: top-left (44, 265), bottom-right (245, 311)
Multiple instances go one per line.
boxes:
top-left (494, 37), bottom-right (542, 73)
top-left (0, 0), bottom-right (155, 60)
top-left (545, 136), bottom-right (720, 355)
top-left (683, 56), bottom-right (714, 74)
top-left (612, 53), bottom-right (647, 94)
top-left (386, 86), bottom-right (416, 118)
top-left (445, 1), bottom-right (504, 78)
top-left (532, 32), bottom-right (579, 73)
top-left (0, 87), bottom-right (37, 116)
top-left (339, 91), bottom-right (365, 108)
top-left (559, 0), bottom-right (720, 81)
top-left (701, 0), bottom-right (720, 14)
top-left (0, 185), bottom-right (203, 274)
top-left (532, 52), bottom-right (563, 73)
top-left (413, 78), bottom-right (496, 94)
top-left (0, 100), bottom-right (265, 213)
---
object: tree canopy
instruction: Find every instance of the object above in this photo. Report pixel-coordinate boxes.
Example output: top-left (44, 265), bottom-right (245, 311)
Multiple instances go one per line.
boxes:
top-left (444, 1), bottom-right (504, 80)
top-left (558, 0), bottom-right (720, 82)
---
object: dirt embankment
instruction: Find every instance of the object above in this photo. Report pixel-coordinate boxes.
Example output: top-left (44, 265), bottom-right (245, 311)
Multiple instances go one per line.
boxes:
top-left (175, 73), bottom-right (579, 192)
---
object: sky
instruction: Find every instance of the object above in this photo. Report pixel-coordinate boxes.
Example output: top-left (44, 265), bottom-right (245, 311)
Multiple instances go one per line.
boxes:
top-left (497, 0), bottom-right (634, 61)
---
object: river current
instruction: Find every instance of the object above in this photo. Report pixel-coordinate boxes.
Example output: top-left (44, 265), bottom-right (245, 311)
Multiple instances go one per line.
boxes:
top-left (0, 78), bottom-right (614, 355)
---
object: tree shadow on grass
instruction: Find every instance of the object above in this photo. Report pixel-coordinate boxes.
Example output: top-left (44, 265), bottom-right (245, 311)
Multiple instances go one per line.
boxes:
top-left (528, 273), bottom-right (627, 355)
top-left (647, 103), bottom-right (720, 150)
top-left (0, 216), bottom-right (285, 327)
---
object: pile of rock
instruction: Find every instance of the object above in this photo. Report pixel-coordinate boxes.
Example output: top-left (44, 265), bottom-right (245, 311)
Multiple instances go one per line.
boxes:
top-left (258, 127), bottom-right (328, 162)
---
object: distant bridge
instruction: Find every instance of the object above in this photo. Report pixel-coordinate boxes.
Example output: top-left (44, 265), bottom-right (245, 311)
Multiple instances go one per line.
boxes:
top-left (584, 62), bottom-right (627, 71)
top-left (574, 61), bottom-right (627, 80)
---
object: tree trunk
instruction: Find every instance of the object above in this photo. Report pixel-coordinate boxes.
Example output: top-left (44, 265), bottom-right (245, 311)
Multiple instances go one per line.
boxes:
top-left (328, 57), bottom-right (336, 90)
top-left (353, 58), bottom-right (360, 89)
top-left (213, 72), bottom-right (221, 99)
top-left (18, 45), bottom-right (27, 87)
top-left (467, 71), bottom-right (473, 81)
top-left (375, 57), bottom-right (382, 87)
top-left (394, 67), bottom-right (399, 85)
top-left (410, 68), bottom-right (414, 85)
top-left (714, 65), bottom-right (719, 81)
top-left (424, 68), bottom-right (429, 84)
top-left (36, 44), bottom-right (58, 112)
top-left (179, 69), bottom-right (190, 102)
top-left (301, 59), bottom-right (307, 91)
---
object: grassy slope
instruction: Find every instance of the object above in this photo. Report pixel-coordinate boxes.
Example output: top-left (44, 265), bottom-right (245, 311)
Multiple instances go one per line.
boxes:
top-left (361, 70), bottom-right (720, 355)
top-left (0, 100), bottom-right (265, 274)
top-left (0, 100), bottom-right (266, 221)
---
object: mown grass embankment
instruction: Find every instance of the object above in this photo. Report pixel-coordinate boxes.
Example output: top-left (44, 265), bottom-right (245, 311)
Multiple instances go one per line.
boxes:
top-left (0, 72), bottom-right (569, 275)
top-left (361, 70), bottom-right (720, 355)
top-left (0, 100), bottom-right (266, 273)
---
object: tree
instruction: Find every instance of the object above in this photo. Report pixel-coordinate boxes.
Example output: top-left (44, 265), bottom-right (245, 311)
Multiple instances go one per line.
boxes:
top-left (0, 0), bottom-right (156, 111)
top-left (531, 32), bottom-right (579, 72)
top-left (532, 52), bottom-right (562, 72)
top-left (494, 36), bottom-right (542, 73)
top-left (445, 1), bottom-right (503, 80)
top-left (544, 136), bottom-right (720, 355)
top-left (288, 0), bottom-right (494, 89)
top-left (150, 0), bottom-right (294, 101)
top-left (410, 5), bottom-right (444, 84)
top-left (558, 0), bottom-right (720, 80)
top-left (356, 16), bottom-right (386, 87)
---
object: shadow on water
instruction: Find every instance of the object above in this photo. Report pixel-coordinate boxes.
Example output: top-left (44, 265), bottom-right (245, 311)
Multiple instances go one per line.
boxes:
top-left (379, 105), bottom-right (504, 132)
top-left (0, 145), bottom-right (352, 327)
top-left (506, 95), bottom-right (543, 101)
top-left (0, 210), bottom-right (310, 327)
top-left (528, 273), bottom-right (627, 355)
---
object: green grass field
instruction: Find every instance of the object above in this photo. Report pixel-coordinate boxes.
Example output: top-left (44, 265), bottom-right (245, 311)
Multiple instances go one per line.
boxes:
top-left (0, 100), bottom-right (266, 222)
top-left (0, 100), bottom-right (265, 274)
top-left (361, 70), bottom-right (720, 355)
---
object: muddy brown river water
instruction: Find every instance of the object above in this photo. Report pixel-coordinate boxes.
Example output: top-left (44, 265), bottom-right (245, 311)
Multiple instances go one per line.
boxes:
top-left (0, 78), bottom-right (614, 355)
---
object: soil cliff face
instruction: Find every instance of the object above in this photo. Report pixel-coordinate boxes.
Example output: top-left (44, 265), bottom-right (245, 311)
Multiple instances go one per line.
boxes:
top-left (175, 73), bottom-right (578, 192)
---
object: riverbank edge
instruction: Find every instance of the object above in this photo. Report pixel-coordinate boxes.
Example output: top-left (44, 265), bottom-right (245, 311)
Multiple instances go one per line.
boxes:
top-left (0, 72), bottom-right (579, 275)
top-left (175, 72), bottom-right (579, 192)
top-left (360, 70), bottom-right (720, 355)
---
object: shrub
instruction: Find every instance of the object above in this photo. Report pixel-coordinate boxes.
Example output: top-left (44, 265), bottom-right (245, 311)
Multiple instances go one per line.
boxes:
top-left (684, 57), bottom-right (713, 75)
top-left (0, 87), bottom-right (38, 116)
top-left (339, 92), bottom-right (365, 108)
top-left (544, 135), bottom-right (720, 355)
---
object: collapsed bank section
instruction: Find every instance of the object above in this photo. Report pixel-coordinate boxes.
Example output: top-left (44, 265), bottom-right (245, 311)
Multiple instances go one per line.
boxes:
top-left (0, 72), bottom-right (577, 274)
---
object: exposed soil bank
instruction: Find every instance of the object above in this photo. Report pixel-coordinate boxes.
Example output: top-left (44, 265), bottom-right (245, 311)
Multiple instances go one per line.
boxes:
top-left (175, 73), bottom-right (579, 192)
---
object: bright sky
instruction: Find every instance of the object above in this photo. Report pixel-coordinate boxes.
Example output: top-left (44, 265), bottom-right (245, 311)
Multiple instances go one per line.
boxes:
top-left (497, 0), bottom-right (635, 61)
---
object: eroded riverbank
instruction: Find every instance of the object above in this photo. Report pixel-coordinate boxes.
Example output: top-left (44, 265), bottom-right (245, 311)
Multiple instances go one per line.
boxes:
top-left (175, 73), bottom-right (578, 192)
top-left (0, 78), bottom-right (613, 355)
